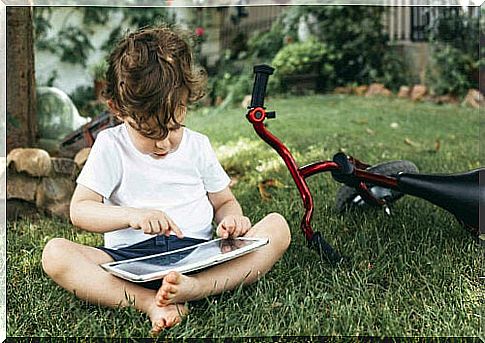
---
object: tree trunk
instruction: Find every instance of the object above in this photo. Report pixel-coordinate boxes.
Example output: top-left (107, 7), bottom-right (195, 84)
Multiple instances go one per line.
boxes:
top-left (7, 6), bottom-right (36, 153)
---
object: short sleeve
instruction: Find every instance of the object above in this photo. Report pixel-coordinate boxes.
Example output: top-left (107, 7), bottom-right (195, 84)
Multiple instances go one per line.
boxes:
top-left (200, 137), bottom-right (231, 193)
top-left (76, 130), bottom-right (122, 199)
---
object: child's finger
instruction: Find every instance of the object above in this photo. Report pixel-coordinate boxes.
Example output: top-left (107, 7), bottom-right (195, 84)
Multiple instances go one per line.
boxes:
top-left (225, 217), bottom-right (237, 235)
top-left (150, 220), bottom-right (162, 234)
top-left (157, 218), bottom-right (169, 236)
top-left (216, 224), bottom-right (229, 238)
top-left (166, 216), bottom-right (184, 238)
top-left (242, 217), bottom-right (252, 234)
top-left (230, 218), bottom-right (243, 237)
top-left (141, 220), bottom-right (153, 234)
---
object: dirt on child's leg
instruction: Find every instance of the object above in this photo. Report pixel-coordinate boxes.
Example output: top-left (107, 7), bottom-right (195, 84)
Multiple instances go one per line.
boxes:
top-left (156, 212), bottom-right (290, 306)
top-left (41, 238), bottom-right (187, 333)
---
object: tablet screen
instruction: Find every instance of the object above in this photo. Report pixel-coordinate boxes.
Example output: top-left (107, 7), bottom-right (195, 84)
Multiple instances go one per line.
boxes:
top-left (106, 238), bottom-right (263, 279)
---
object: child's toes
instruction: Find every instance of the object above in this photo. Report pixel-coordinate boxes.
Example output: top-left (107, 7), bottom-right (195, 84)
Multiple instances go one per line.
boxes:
top-left (165, 271), bottom-right (181, 284)
top-left (151, 320), bottom-right (165, 335)
top-left (156, 292), bottom-right (167, 304)
top-left (165, 316), bottom-right (178, 328)
top-left (163, 284), bottom-right (177, 295)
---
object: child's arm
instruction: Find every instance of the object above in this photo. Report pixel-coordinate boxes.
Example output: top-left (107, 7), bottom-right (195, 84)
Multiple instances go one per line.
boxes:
top-left (208, 187), bottom-right (251, 238)
top-left (70, 184), bottom-right (184, 237)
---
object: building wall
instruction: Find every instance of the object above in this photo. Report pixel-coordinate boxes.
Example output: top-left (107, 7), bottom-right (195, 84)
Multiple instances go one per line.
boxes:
top-left (35, 8), bottom-right (123, 95)
top-left (34, 8), bottom-right (190, 96)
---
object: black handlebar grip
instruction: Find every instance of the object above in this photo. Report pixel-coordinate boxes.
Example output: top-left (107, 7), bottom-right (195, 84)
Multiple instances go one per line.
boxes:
top-left (250, 65), bottom-right (275, 109)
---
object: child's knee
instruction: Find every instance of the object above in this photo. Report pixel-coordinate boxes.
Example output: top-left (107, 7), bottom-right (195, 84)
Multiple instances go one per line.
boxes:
top-left (41, 238), bottom-right (71, 277)
top-left (261, 212), bottom-right (291, 248)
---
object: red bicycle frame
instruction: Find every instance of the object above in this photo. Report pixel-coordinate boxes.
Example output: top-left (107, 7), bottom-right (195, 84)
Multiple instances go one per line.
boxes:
top-left (246, 66), bottom-right (403, 262)
top-left (246, 65), bottom-right (483, 261)
top-left (247, 106), bottom-right (401, 261)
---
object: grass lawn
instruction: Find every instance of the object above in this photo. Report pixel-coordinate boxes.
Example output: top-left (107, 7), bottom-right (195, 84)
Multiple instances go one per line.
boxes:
top-left (7, 95), bottom-right (483, 338)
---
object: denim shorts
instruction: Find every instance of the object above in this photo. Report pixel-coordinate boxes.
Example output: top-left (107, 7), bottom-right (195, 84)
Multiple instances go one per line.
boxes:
top-left (97, 235), bottom-right (207, 290)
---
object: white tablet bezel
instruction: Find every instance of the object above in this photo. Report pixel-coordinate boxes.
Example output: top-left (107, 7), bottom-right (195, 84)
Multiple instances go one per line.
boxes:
top-left (100, 237), bottom-right (269, 283)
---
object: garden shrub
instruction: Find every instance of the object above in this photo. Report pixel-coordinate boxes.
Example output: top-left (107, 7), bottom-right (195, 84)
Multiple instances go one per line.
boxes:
top-left (276, 6), bottom-right (410, 90)
top-left (271, 38), bottom-right (336, 92)
top-left (247, 20), bottom-right (285, 61)
top-left (69, 85), bottom-right (107, 119)
top-left (272, 38), bottom-right (331, 76)
top-left (426, 9), bottom-right (481, 96)
top-left (209, 62), bottom-right (254, 106)
top-left (426, 45), bottom-right (476, 96)
top-left (375, 47), bottom-right (413, 92)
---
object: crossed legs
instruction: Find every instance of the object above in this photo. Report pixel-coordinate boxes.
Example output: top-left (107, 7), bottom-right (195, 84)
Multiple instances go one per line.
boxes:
top-left (41, 212), bottom-right (290, 334)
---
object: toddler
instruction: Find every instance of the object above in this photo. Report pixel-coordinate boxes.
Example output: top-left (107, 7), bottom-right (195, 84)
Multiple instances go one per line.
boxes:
top-left (41, 26), bottom-right (291, 335)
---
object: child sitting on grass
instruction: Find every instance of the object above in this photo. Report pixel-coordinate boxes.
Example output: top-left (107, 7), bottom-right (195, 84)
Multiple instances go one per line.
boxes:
top-left (41, 26), bottom-right (291, 335)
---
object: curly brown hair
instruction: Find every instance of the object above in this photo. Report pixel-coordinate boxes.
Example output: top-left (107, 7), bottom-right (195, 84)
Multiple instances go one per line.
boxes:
top-left (104, 26), bottom-right (207, 139)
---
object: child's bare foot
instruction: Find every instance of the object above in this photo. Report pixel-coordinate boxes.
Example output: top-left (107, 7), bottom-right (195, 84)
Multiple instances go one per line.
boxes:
top-left (156, 271), bottom-right (200, 306)
top-left (147, 302), bottom-right (188, 335)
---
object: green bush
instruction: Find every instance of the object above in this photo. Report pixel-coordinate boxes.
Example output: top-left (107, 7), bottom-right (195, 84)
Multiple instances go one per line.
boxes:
top-left (270, 38), bottom-right (336, 92)
top-left (69, 85), bottom-right (107, 119)
top-left (375, 47), bottom-right (413, 92)
top-left (279, 6), bottom-right (398, 88)
top-left (210, 6), bottom-right (410, 100)
top-left (426, 45), bottom-right (476, 96)
top-left (426, 9), bottom-right (480, 96)
top-left (272, 38), bottom-right (331, 76)
top-left (247, 20), bottom-right (285, 61)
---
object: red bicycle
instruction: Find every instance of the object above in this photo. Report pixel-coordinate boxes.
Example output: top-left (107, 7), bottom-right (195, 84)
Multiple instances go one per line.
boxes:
top-left (246, 65), bottom-right (483, 263)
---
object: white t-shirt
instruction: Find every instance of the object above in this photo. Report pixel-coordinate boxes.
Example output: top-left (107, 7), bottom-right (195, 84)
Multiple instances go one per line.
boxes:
top-left (76, 124), bottom-right (231, 249)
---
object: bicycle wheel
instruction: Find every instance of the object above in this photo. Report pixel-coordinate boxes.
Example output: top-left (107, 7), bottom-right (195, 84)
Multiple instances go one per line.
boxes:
top-left (335, 160), bottom-right (418, 213)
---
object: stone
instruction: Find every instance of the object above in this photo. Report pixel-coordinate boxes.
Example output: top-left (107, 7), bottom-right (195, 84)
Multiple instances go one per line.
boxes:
top-left (397, 86), bottom-right (411, 98)
top-left (7, 169), bottom-right (40, 201)
top-left (51, 157), bottom-right (77, 176)
top-left (434, 94), bottom-right (460, 105)
top-left (410, 85), bottom-right (427, 101)
top-left (365, 83), bottom-right (392, 97)
top-left (74, 148), bottom-right (91, 168)
top-left (462, 89), bottom-right (484, 109)
top-left (423, 95), bottom-right (436, 103)
top-left (46, 201), bottom-right (70, 219)
top-left (36, 176), bottom-right (75, 209)
top-left (334, 86), bottom-right (353, 95)
top-left (6, 199), bottom-right (40, 220)
top-left (353, 85), bottom-right (368, 96)
top-left (7, 148), bottom-right (52, 177)
top-left (37, 175), bottom-right (75, 219)
top-left (241, 95), bottom-right (252, 109)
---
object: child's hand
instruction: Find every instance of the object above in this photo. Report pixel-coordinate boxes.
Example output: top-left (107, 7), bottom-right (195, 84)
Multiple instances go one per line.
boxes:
top-left (216, 215), bottom-right (251, 239)
top-left (129, 209), bottom-right (184, 238)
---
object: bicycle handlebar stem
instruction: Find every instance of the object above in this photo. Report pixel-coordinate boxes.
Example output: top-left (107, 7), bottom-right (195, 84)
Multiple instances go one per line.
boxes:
top-left (247, 65), bottom-right (344, 262)
top-left (250, 65), bottom-right (275, 109)
top-left (249, 118), bottom-right (314, 240)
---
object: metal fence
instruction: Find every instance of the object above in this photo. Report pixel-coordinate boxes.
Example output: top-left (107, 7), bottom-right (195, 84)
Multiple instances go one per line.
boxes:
top-left (217, 5), bottom-right (478, 47)
top-left (386, 6), bottom-right (479, 42)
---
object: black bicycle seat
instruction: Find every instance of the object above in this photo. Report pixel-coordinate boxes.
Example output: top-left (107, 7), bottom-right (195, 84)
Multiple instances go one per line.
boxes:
top-left (396, 168), bottom-right (484, 232)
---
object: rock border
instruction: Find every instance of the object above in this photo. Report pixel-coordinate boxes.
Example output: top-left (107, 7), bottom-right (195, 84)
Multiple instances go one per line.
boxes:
top-left (4, 147), bottom-right (90, 220)
top-left (333, 85), bottom-right (482, 108)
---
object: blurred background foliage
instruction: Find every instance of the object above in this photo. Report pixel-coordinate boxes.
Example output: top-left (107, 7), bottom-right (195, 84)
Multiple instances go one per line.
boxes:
top-left (34, 7), bottom-right (177, 118)
top-left (33, 6), bottom-right (482, 115)
top-left (425, 10), bottom-right (481, 96)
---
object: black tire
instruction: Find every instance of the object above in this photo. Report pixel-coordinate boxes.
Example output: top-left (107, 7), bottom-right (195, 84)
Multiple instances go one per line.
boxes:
top-left (335, 160), bottom-right (419, 213)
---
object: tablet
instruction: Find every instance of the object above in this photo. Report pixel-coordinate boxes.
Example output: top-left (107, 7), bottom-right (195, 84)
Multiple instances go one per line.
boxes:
top-left (100, 237), bottom-right (269, 283)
